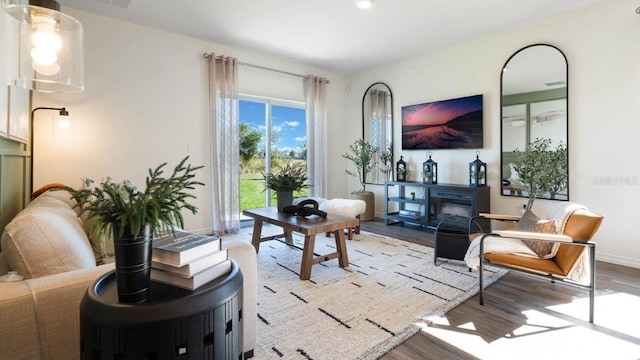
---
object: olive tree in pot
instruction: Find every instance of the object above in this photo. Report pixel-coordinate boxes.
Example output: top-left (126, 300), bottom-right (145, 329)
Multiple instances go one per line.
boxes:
top-left (263, 161), bottom-right (309, 212)
top-left (342, 139), bottom-right (378, 221)
top-left (65, 157), bottom-right (204, 303)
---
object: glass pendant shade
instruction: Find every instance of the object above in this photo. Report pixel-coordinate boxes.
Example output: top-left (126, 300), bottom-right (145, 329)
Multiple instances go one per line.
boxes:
top-left (3, 0), bottom-right (84, 92)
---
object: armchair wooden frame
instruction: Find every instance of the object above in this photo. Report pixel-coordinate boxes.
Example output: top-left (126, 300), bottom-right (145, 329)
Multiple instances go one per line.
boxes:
top-left (473, 212), bottom-right (601, 324)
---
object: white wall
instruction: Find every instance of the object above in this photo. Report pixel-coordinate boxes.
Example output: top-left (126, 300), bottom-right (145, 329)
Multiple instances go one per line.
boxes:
top-left (34, 8), bottom-right (349, 233)
top-left (346, 0), bottom-right (640, 267)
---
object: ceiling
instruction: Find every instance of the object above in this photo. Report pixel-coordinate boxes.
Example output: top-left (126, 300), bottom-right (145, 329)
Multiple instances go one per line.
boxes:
top-left (56, 0), bottom-right (605, 74)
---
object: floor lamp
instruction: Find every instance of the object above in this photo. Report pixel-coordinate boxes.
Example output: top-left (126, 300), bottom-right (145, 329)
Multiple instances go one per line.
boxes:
top-left (30, 107), bottom-right (69, 196)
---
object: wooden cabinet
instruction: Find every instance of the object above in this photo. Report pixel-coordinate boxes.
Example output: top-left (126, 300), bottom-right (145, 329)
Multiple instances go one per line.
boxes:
top-left (384, 181), bottom-right (490, 231)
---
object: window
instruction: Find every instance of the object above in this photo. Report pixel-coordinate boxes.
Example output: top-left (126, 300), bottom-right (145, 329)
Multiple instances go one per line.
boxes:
top-left (239, 96), bottom-right (307, 210)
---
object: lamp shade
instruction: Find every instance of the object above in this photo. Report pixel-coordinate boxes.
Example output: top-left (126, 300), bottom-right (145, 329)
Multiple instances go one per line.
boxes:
top-left (3, 0), bottom-right (84, 92)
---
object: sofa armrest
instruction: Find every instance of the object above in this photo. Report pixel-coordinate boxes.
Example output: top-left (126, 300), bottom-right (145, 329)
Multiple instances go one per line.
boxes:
top-left (0, 263), bottom-right (114, 360)
top-left (491, 230), bottom-right (574, 243)
top-left (478, 213), bottom-right (522, 222)
top-left (0, 281), bottom-right (42, 359)
top-left (222, 239), bottom-right (257, 357)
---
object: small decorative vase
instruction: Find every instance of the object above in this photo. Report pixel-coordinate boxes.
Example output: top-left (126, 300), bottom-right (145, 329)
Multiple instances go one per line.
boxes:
top-left (276, 190), bottom-right (294, 212)
top-left (112, 224), bottom-right (153, 303)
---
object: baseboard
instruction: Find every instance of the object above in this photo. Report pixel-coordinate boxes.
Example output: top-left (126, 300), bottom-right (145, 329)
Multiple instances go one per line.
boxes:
top-left (597, 252), bottom-right (640, 269)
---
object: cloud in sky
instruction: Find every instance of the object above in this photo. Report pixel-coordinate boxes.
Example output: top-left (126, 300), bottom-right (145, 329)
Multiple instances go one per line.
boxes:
top-left (285, 121), bottom-right (300, 127)
top-left (295, 136), bottom-right (306, 143)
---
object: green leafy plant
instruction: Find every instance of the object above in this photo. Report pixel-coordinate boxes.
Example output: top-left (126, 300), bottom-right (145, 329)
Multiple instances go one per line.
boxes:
top-left (263, 161), bottom-right (309, 192)
top-left (512, 138), bottom-right (568, 209)
top-left (342, 139), bottom-right (379, 193)
top-left (65, 157), bottom-right (204, 238)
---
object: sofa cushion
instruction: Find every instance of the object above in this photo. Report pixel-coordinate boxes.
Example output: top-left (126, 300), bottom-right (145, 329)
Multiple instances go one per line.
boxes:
top-left (517, 209), bottom-right (558, 259)
top-left (38, 187), bottom-right (114, 265)
top-left (1, 193), bottom-right (96, 279)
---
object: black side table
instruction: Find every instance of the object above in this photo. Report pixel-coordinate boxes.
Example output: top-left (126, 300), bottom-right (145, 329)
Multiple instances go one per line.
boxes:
top-left (434, 215), bottom-right (475, 266)
top-left (80, 260), bottom-right (243, 360)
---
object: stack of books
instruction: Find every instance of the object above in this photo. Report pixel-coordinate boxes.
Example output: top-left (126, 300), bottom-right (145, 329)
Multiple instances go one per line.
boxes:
top-left (399, 209), bottom-right (421, 219)
top-left (150, 232), bottom-right (231, 291)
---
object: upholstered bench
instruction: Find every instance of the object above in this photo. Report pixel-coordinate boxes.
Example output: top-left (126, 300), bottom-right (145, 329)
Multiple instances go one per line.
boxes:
top-left (293, 198), bottom-right (366, 240)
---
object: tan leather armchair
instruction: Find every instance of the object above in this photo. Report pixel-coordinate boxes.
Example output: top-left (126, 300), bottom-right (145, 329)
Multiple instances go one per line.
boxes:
top-left (470, 206), bottom-right (603, 323)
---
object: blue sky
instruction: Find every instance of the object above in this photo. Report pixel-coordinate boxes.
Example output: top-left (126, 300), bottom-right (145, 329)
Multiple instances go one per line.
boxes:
top-left (240, 100), bottom-right (306, 155)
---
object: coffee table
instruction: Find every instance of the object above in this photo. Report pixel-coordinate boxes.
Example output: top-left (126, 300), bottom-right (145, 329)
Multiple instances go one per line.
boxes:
top-left (243, 207), bottom-right (359, 280)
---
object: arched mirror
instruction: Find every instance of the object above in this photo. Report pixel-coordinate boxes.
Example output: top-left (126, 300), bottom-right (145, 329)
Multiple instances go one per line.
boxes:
top-left (501, 44), bottom-right (568, 202)
top-left (362, 82), bottom-right (393, 185)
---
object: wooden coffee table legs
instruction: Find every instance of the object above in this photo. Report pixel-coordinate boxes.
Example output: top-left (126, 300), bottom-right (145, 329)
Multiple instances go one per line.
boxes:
top-left (250, 220), bottom-right (293, 253)
top-left (299, 229), bottom-right (349, 280)
top-left (250, 219), bottom-right (350, 280)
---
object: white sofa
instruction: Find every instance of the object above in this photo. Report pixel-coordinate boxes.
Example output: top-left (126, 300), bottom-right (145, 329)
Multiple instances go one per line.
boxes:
top-left (0, 189), bottom-right (257, 359)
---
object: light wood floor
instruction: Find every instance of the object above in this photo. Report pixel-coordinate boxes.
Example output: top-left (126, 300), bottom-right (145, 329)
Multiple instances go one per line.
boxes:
top-left (360, 220), bottom-right (640, 360)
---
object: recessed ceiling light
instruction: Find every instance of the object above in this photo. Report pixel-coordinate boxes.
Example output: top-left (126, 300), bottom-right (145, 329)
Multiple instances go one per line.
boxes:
top-left (357, 0), bottom-right (374, 9)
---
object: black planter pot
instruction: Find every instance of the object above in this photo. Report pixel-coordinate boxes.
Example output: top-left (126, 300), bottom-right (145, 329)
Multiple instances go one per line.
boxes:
top-left (112, 224), bottom-right (154, 303)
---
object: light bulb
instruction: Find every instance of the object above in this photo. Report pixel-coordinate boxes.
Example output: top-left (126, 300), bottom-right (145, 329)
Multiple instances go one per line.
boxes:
top-left (31, 47), bottom-right (58, 66)
top-left (58, 118), bottom-right (70, 129)
top-left (32, 61), bottom-right (61, 76)
top-left (31, 18), bottom-right (62, 52)
top-left (30, 15), bottom-right (62, 67)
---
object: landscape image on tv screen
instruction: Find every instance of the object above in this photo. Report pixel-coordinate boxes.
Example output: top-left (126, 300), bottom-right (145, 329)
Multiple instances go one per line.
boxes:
top-left (402, 94), bottom-right (483, 150)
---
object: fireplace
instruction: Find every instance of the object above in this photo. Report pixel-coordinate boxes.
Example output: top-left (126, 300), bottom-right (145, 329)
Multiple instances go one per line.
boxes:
top-left (427, 186), bottom-right (489, 231)
top-left (384, 182), bottom-right (490, 232)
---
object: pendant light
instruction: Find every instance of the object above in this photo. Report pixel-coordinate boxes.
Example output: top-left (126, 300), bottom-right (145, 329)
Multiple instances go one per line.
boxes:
top-left (3, 0), bottom-right (84, 92)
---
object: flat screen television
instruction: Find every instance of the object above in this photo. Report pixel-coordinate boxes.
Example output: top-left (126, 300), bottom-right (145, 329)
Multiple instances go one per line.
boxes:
top-left (401, 94), bottom-right (483, 150)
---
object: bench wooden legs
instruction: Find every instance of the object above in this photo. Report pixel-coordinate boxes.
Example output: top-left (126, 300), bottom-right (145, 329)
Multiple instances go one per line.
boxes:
top-left (325, 215), bottom-right (361, 240)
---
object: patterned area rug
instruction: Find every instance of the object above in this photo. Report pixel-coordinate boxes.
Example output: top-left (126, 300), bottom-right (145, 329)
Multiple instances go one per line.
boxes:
top-left (227, 228), bottom-right (505, 359)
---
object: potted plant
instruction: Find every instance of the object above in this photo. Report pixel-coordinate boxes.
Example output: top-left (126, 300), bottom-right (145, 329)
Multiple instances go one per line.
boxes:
top-left (263, 161), bottom-right (309, 212)
top-left (65, 156), bottom-right (204, 303)
top-left (342, 139), bottom-right (378, 221)
top-left (512, 138), bottom-right (568, 210)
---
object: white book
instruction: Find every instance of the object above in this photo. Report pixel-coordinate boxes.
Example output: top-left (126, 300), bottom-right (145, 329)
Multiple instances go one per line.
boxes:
top-left (152, 249), bottom-right (228, 277)
top-left (152, 232), bottom-right (221, 267)
top-left (151, 259), bottom-right (232, 291)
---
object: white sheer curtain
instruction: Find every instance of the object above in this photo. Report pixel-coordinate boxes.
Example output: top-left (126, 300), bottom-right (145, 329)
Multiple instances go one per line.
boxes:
top-left (304, 75), bottom-right (328, 198)
top-left (208, 54), bottom-right (240, 235)
top-left (370, 89), bottom-right (390, 150)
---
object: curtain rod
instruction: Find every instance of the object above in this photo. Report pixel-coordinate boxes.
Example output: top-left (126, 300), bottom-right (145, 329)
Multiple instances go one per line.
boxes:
top-left (203, 53), bottom-right (330, 84)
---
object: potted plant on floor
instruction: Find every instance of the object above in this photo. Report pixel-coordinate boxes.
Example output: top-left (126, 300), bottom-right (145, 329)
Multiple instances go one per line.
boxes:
top-left (263, 161), bottom-right (309, 212)
top-left (64, 156), bottom-right (204, 303)
top-left (342, 139), bottom-right (378, 221)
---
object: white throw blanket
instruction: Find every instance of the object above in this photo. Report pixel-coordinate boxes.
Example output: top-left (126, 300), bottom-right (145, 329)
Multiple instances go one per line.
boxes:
top-left (464, 203), bottom-right (591, 284)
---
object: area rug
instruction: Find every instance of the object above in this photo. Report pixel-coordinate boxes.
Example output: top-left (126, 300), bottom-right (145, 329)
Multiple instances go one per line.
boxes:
top-left (225, 228), bottom-right (505, 359)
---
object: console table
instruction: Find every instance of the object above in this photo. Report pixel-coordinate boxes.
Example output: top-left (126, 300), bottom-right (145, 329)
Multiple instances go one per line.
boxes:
top-left (384, 182), bottom-right (490, 231)
top-left (79, 260), bottom-right (243, 360)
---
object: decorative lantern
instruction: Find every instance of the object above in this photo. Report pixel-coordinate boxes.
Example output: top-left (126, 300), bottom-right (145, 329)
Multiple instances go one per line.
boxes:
top-left (396, 156), bottom-right (407, 182)
top-left (469, 151), bottom-right (487, 187)
top-left (422, 152), bottom-right (437, 184)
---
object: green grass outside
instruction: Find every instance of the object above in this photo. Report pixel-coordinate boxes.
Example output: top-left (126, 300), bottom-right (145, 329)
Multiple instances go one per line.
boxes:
top-left (240, 171), bottom-right (308, 211)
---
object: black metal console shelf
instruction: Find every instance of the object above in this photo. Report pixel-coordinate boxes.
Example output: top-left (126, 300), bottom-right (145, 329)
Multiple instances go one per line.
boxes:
top-left (384, 181), bottom-right (490, 231)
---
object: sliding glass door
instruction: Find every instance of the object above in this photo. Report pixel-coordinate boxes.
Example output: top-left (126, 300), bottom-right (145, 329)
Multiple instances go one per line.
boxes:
top-left (239, 96), bottom-right (307, 210)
